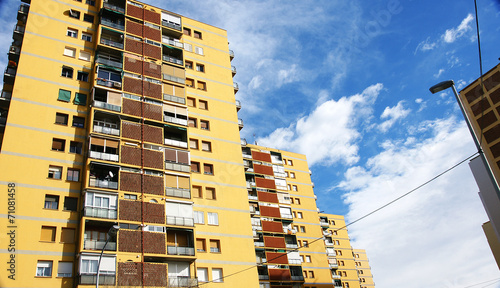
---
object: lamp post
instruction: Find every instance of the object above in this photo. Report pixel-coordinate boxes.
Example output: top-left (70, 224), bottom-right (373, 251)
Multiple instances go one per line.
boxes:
top-left (96, 225), bottom-right (119, 288)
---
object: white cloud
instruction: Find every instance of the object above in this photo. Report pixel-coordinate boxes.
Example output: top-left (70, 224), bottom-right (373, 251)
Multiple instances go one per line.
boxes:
top-left (378, 101), bottom-right (411, 132)
top-left (442, 14), bottom-right (474, 43)
top-left (415, 37), bottom-right (438, 53)
top-left (434, 68), bottom-right (445, 78)
top-left (339, 117), bottom-right (499, 288)
top-left (257, 84), bottom-right (383, 166)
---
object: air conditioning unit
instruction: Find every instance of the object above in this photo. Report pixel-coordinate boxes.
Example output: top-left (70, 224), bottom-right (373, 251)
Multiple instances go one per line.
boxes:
top-left (113, 82), bottom-right (122, 88)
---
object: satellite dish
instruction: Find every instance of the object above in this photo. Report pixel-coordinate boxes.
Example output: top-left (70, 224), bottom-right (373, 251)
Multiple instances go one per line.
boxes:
top-left (109, 171), bottom-right (114, 178)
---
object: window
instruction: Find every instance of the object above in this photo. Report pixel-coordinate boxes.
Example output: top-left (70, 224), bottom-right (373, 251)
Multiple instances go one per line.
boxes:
top-left (83, 13), bottom-right (94, 23)
top-left (44, 195), bottom-right (59, 209)
top-left (305, 255), bottom-right (311, 263)
top-left (67, 168), bottom-right (80, 182)
top-left (183, 27), bottom-right (191, 36)
top-left (81, 32), bottom-right (92, 42)
top-left (199, 100), bottom-right (208, 110)
top-left (309, 271), bottom-right (315, 278)
top-left (74, 93), bottom-right (87, 105)
top-left (197, 81), bottom-right (206, 91)
top-left (77, 71), bottom-right (89, 82)
top-left (300, 226), bottom-right (306, 233)
top-left (195, 46), bottom-right (204, 55)
top-left (290, 172), bottom-right (296, 178)
top-left (187, 97), bottom-right (196, 107)
top-left (204, 164), bottom-right (213, 175)
top-left (40, 226), bottom-right (56, 242)
top-left (69, 9), bottom-right (80, 19)
top-left (297, 212), bottom-right (303, 219)
top-left (303, 271), bottom-right (308, 278)
top-left (86, 0), bottom-right (95, 5)
top-left (79, 51), bottom-right (91, 61)
top-left (184, 43), bottom-right (192, 52)
top-left (48, 166), bottom-right (62, 179)
top-left (61, 228), bottom-right (75, 243)
top-left (185, 60), bottom-right (193, 69)
top-left (124, 194), bottom-right (137, 200)
top-left (192, 186), bottom-right (202, 198)
top-left (67, 28), bottom-right (78, 38)
top-left (212, 268), bottom-right (223, 283)
top-left (197, 267), bottom-right (208, 282)
top-left (196, 238), bottom-right (206, 252)
top-left (292, 211), bottom-right (297, 218)
top-left (201, 141), bottom-right (211, 152)
top-left (302, 240), bottom-right (308, 247)
top-left (330, 220), bottom-right (336, 225)
top-left (63, 197), bottom-right (78, 211)
top-left (36, 261), bottom-right (53, 277)
top-left (191, 162), bottom-right (200, 173)
top-left (61, 66), bottom-right (73, 78)
top-left (194, 211), bottom-right (204, 224)
top-left (335, 240), bottom-right (340, 245)
top-left (290, 198), bottom-right (294, 204)
top-left (57, 89), bottom-right (71, 102)
top-left (81, 259), bottom-right (98, 274)
top-left (194, 30), bottom-right (202, 39)
top-left (69, 141), bottom-right (82, 154)
top-left (188, 118), bottom-right (197, 128)
top-left (292, 185), bottom-right (298, 191)
top-left (189, 138), bottom-right (198, 149)
top-left (200, 120), bottom-right (209, 130)
top-left (209, 239), bottom-right (220, 253)
top-left (206, 187), bottom-right (216, 200)
top-left (287, 184), bottom-right (291, 190)
top-left (285, 171), bottom-right (289, 178)
top-left (57, 261), bottom-right (73, 277)
top-left (295, 198), bottom-right (301, 205)
top-left (72, 116), bottom-right (85, 128)
top-left (185, 78), bottom-right (194, 87)
top-left (196, 63), bottom-right (205, 72)
top-left (207, 212), bottom-right (218, 225)
top-left (288, 160), bottom-right (293, 166)
top-left (52, 138), bottom-right (66, 151)
top-left (63, 47), bottom-right (76, 57)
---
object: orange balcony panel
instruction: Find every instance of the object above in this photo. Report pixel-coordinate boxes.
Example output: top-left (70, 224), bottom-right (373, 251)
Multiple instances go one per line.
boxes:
top-left (269, 268), bottom-right (291, 281)
top-left (255, 177), bottom-right (276, 190)
top-left (257, 191), bottom-right (279, 203)
top-left (254, 164), bottom-right (274, 176)
top-left (252, 151), bottom-right (272, 162)
top-left (266, 252), bottom-right (288, 264)
top-left (263, 236), bottom-right (286, 249)
top-left (262, 220), bottom-right (283, 233)
top-left (260, 206), bottom-right (280, 218)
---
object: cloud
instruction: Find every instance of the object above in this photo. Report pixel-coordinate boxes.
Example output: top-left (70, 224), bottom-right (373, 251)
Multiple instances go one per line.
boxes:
top-left (442, 14), bottom-right (474, 43)
top-left (257, 84), bottom-right (383, 166)
top-left (433, 68), bottom-right (445, 78)
top-left (339, 116), bottom-right (499, 288)
top-left (378, 101), bottom-right (411, 132)
top-left (415, 37), bottom-right (438, 53)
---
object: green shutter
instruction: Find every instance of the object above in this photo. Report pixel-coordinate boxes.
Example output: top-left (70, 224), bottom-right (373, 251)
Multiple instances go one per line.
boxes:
top-left (58, 89), bottom-right (71, 102)
top-left (74, 93), bottom-right (87, 105)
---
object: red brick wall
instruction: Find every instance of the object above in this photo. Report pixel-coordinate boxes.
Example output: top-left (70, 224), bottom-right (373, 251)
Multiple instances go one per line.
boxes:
top-left (144, 202), bottom-right (165, 224)
top-left (123, 77), bottom-right (143, 96)
top-left (144, 43), bottom-right (161, 60)
top-left (144, 10), bottom-right (161, 25)
top-left (122, 121), bottom-right (142, 140)
top-left (143, 231), bottom-right (166, 254)
top-left (260, 206), bottom-right (280, 218)
top-left (143, 81), bottom-right (162, 100)
top-left (119, 199), bottom-right (141, 222)
top-left (252, 151), bottom-right (272, 162)
top-left (143, 263), bottom-right (167, 286)
top-left (144, 149), bottom-right (163, 169)
top-left (126, 3), bottom-right (143, 20)
top-left (143, 124), bottom-right (163, 144)
top-left (125, 38), bottom-right (143, 55)
top-left (254, 164), bottom-right (274, 176)
top-left (262, 221), bottom-right (283, 233)
top-left (126, 19), bottom-right (143, 37)
top-left (264, 236), bottom-right (286, 248)
top-left (118, 262), bottom-right (142, 286)
top-left (120, 171), bottom-right (141, 193)
top-left (256, 177), bottom-right (276, 190)
top-left (143, 102), bottom-right (162, 121)
top-left (121, 145), bottom-right (142, 166)
top-left (269, 269), bottom-right (291, 281)
top-left (144, 26), bottom-right (161, 42)
top-left (266, 252), bottom-right (288, 264)
top-left (118, 229), bottom-right (141, 252)
top-left (143, 174), bottom-right (164, 195)
top-left (124, 57), bottom-right (143, 74)
top-left (122, 98), bottom-right (142, 117)
top-left (143, 62), bottom-right (161, 79)
top-left (258, 191), bottom-right (279, 203)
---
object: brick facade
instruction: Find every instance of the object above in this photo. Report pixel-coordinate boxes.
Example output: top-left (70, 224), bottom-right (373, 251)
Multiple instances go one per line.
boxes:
top-left (122, 121), bottom-right (142, 140)
top-left (143, 231), bottom-right (166, 253)
top-left (121, 145), bottom-right (142, 166)
top-left (143, 149), bottom-right (163, 169)
top-left (119, 199), bottom-right (141, 222)
top-left (143, 174), bottom-right (164, 195)
top-left (143, 102), bottom-right (162, 121)
top-left (120, 171), bottom-right (142, 193)
top-left (123, 77), bottom-right (143, 96)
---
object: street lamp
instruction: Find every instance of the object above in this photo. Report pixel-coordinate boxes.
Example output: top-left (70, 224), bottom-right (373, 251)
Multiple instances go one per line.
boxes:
top-left (96, 225), bottom-right (119, 288)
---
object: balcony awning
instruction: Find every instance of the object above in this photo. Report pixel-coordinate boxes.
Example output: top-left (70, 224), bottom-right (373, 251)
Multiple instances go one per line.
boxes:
top-left (90, 161), bottom-right (120, 168)
top-left (96, 64), bottom-right (122, 73)
top-left (162, 44), bottom-right (183, 52)
top-left (102, 7), bottom-right (125, 16)
top-left (164, 123), bottom-right (187, 131)
top-left (101, 26), bottom-right (123, 35)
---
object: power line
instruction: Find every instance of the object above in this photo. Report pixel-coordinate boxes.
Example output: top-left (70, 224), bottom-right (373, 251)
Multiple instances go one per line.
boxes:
top-left (460, 277), bottom-right (500, 288)
top-left (198, 152), bottom-right (479, 286)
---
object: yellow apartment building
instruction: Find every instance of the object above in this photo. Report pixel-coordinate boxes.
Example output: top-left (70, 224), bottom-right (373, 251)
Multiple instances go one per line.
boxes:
top-left (0, 0), bottom-right (374, 287)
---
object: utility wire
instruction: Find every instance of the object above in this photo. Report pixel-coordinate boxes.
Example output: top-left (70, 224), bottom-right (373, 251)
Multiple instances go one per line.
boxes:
top-left (198, 152), bottom-right (479, 286)
top-left (460, 277), bottom-right (500, 288)
top-left (474, 0), bottom-right (485, 147)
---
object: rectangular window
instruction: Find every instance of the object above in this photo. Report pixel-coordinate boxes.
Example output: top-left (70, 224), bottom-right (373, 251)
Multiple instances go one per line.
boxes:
top-left (79, 51), bottom-right (91, 61)
top-left (83, 13), bottom-right (94, 23)
top-left (74, 93), bottom-right (87, 105)
top-left (297, 212), bottom-right (303, 219)
top-left (63, 47), bottom-right (76, 57)
top-left (201, 141), bottom-right (211, 152)
top-left (189, 138), bottom-right (198, 149)
top-left (309, 271), bottom-right (315, 278)
top-left (40, 226), bottom-right (56, 242)
top-left (124, 194), bottom-right (137, 200)
top-left (295, 198), bottom-right (301, 205)
top-left (188, 118), bottom-right (197, 128)
top-left (72, 116), bottom-right (85, 128)
top-left (192, 186), bottom-right (202, 198)
top-left (48, 166), bottom-right (62, 179)
top-left (57, 261), bottom-right (73, 277)
top-left (185, 60), bottom-right (193, 69)
top-left (36, 261), bottom-right (53, 277)
top-left (63, 196), bottom-right (78, 211)
top-left (191, 162), bottom-right (200, 173)
top-left (69, 9), bottom-right (80, 19)
top-left (196, 63), bottom-right (205, 72)
top-left (61, 66), bottom-right (73, 78)
top-left (195, 46), bottom-right (204, 55)
top-left (206, 187), bottom-right (216, 200)
top-left (200, 120), bottom-right (209, 130)
top-left (184, 43), bottom-right (192, 52)
top-left (187, 97), bottom-right (195, 107)
top-left (209, 239), bottom-right (220, 253)
top-left (81, 32), bottom-right (92, 42)
top-left (185, 78), bottom-right (194, 87)
top-left (194, 31), bottom-right (202, 39)
top-left (207, 212), bottom-right (218, 225)
top-left (183, 27), bottom-right (191, 36)
top-left (203, 164), bottom-right (213, 175)
top-left (69, 141), bottom-right (82, 154)
top-left (44, 195), bottom-right (59, 209)
top-left (67, 168), bottom-right (80, 181)
top-left (197, 267), bottom-right (208, 282)
top-left (67, 28), bottom-right (78, 38)
top-left (58, 89), bottom-right (71, 102)
top-left (61, 227), bottom-right (75, 243)
top-left (212, 268), bottom-right (223, 282)
top-left (77, 71), bottom-right (89, 82)
top-left (194, 211), bottom-right (204, 224)
top-left (196, 238), bottom-right (206, 252)
top-left (300, 226), bottom-right (306, 233)
top-left (305, 255), bottom-right (311, 263)
top-left (303, 240), bottom-right (309, 247)
top-left (198, 100), bottom-right (208, 110)
top-left (86, 0), bottom-right (95, 5)
top-left (52, 138), bottom-right (66, 151)
top-left (290, 172), bottom-right (296, 178)
top-left (197, 81), bottom-right (206, 91)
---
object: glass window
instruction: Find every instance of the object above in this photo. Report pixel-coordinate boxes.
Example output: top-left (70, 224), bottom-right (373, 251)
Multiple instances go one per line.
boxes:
top-left (206, 187), bottom-right (216, 200)
top-left (69, 9), bottom-right (80, 19)
top-left (200, 120), bottom-right (209, 130)
top-left (61, 66), bottom-right (73, 78)
top-left (67, 28), bottom-right (78, 38)
top-left (57, 261), bottom-right (73, 277)
top-left (55, 113), bottom-right (68, 125)
top-left (212, 268), bottom-right (223, 282)
top-left (48, 166), bottom-right (62, 179)
top-left (79, 51), bottom-right (91, 61)
top-left (58, 89), bottom-right (71, 102)
top-left (63, 47), bottom-right (76, 57)
top-left (69, 141), bottom-right (83, 154)
top-left (207, 212), bottom-right (218, 225)
top-left (52, 138), bottom-right (65, 151)
top-left (197, 267), bottom-right (208, 282)
top-left (201, 141), bottom-right (211, 152)
top-left (63, 197), bottom-right (78, 211)
top-left (72, 116), bottom-right (85, 128)
top-left (77, 71), bottom-right (89, 82)
top-left (194, 211), bottom-right (204, 224)
top-left (36, 261), bottom-right (53, 277)
top-left (98, 69), bottom-right (121, 82)
top-left (81, 32), bottom-right (92, 42)
top-left (44, 195), bottom-right (59, 209)
top-left (83, 13), bottom-right (94, 23)
top-left (67, 168), bottom-right (80, 181)
top-left (74, 93), bottom-right (87, 105)
top-left (196, 63), bottom-right (204, 72)
top-left (194, 31), bottom-right (202, 39)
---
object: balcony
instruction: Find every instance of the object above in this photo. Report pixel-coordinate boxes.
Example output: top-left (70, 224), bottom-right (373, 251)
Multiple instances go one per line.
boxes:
top-left (13, 24), bottom-right (25, 41)
top-left (258, 275), bottom-right (269, 280)
top-left (325, 240), bottom-right (334, 246)
top-left (166, 216), bottom-right (194, 227)
top-left (100, 37), bottom-right (124, 49)
top-left (165, 162), bottom-right (190, 173)
top-left (235, 99), bottom-right (241, 111)
top-left (103, 2), bottom-right (125, 14)
top-left (168, 276), bottom-right (198, 287)
top-left (4, 67), bottom-right (16, 85)
top-left (243, 153), bottom-right (252, 159)
top-left (167, 246), bottom-right (195, 256)
top-left (238, 118), bottom-right (243, 130)
top-left (291, 275), bottom-right (304, 281)
top-left (288, 259), bottom-right (302, 265)
top-left (229, 49), bottom-right (234, 60)
top-left (84, 207), bottom-right (117, 219)
top-left (234, 82), bottom-right (239, 91)
top-left (96, 78), bottom-right (122, 89)
top-left (256, 257), bottom-right (267, 264)
top-left (286, 243), bottom-right (298, 249)
top-left (254, 241), bottom-right (264, 247)
top-left (240, 138), bottom-right (247, 146)
top-left (101, 18), bottom-right (125, 30)
top-left (164, 93), bottom-right (186, 105)
top-left (252, 225), bottom-right (262, 231)
top-left (163, 73), bottom-right (185, 84)
top-left (89, 178), bottom-right (118, 190)
top-left (329, 263), bottom-right (338, 269)
top-left (96, 55), bottom-right (123, 69)
top-left (93, 100), bottom-right (121, 112)
top-left (248, 195), bottom-right (258, 200)
top-left (93, 123), bottom-right (120, 136)
top-left (162, 20), bottom-right (182, 31)
top-left (164, 115), bottom-right (188, 126)
top-left (281, 213), bottom-right (293, 219)
top-left (164, 138), bottom-right (188, 148)
top-left (83, 239), bottom-right (117, 251)
top-left (320, 220), bottom-right (329, 227)
top-left (162, 36), bottom-right (183, 48)
top-left (1, 90), bottom-right (12, 101)
top-left (231, 65), bottom-right (236, 75)
top-left (163, 55), bottom-right (183, 66)
top-left (332, 274), bottom-right (341, 280)
top-left (89, 150), bottom-right (119, 162)
top-left (79, 273), bottom-right (116, 285)
top-left (8, 45), bottom-right (20, 59)
top-left (165, 187), bottom-right (190, 199)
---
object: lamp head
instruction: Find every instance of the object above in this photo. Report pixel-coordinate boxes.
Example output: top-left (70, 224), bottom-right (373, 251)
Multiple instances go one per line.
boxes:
top-left (429, 80), bottom-right (455, 94)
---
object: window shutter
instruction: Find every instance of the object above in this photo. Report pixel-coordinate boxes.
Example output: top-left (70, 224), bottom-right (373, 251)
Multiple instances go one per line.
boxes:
top-left (58, 89), bottom-right (71, 102)
top-left (74, 93), bottom-right (87, 105)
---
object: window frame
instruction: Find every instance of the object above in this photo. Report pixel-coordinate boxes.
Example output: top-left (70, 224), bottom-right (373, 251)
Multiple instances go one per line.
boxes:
top-left (52, 138), bottom-right (66, 152)
top-left (61, 66), bottom-right (74, 78)
top-left (36, 261), bottom-right (53, 277)
top-left (67, 168), bottom-right (80, 182)
top-left (44, 195), bottom-right (59, 210)
top-left (48, 165), bottom-right (63, 180)
top-left (77, 71), bottom-right (89, 82)
top-left (67, 28), bottom-right (78, 38)
top-left (207, 212), bottom-right (219, 225)
top-left (72, 116), bottom-right (85, 128)
top-left (81, 32), bottom-right (92, 42)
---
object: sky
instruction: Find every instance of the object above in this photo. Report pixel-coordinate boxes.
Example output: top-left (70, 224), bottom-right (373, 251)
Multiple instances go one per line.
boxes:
top-left (1, 0), bottom-right (500, 287)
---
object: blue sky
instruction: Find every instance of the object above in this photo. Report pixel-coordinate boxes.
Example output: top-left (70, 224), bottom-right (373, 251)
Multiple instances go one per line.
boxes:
top-left (2, 0), bottom-right (500, 287)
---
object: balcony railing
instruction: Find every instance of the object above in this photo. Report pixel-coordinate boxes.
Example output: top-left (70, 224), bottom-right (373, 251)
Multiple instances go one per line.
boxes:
top-left (286, 243), bottom-right (298, 249)
top-left (238, 118), bottom-right (244, 127)
top-left (1, 90), bottom-right (12, 100)
top-left (329, 263), bottom-right (338, 269)
top-left (240, 138), bottom-right (247, 146)
top-left (79, 273), bottom-right (116, 285)
top-left (84, 207), bottom-right (117, 219)
top-left (332, 274), bottom-right (341, 279)
top-left (320, 221), bottom-right (329, 226)
top-left (93, 100), bottom-right (121, 112)
top-left (14, 24), bottom-right (25, 34)
top-left (167, 276), bottom-right (198, 287)
top-left (83, 239), bottom-right (117, 251)
top-left (89, 151), bottom-right (119, 162)
top-left (229, 49), bottom-right (234, 58)
top-left (163, 73), bottom-right (185, 84)
top-left (0, 117), bottom-right (7, 125)
top-left (96, 78), bottom-right (122, 89)
top-left (19, 4), bottom-right (29, 13)
top-left (258, 275), bottom-right (269, 280)
top-left (103, 2), bottom-right (125, 14)
top-left (291, 275), bottom-right (304, 281)
top-left (252, 225), bottom-right (262, 231)
top-left (89, 178), bottom-right (118, 190)
top-left (93, 124), bottom-right (120, 136)
top-left (164, 138), bottom-right (188, 149)
top-left (231, 65), bottom-right (236, 74)
top-left (162, 20), bottom-right (182, 31)
top-left (167, 246), bottom-right (195, 256)
top-left (281, 213), bottom-right (293, 219)
top-left (164, 93), bottom-right (186, 105)
top-left (163, 55), bottom-right (183, 65)
top-left (165, 162), bottom-right (190, 173)
top-left (234, 82), bottom-right (239, 90)
top-left (100, 38), bottom-right (124, 49)
top-left (164, 115), bottom-right (188, 126)
top-left (101, 18), bottom-right (125, 30)
top-left (166, 215), bottom-right (194, 227)
top-left (162, 36), bottom-right (183, 48)
top-left (256, 257), bottom-right (267, 264)
top-left (254, 241), bottom-right (264, 247)
top-left (248, 195), bottom-right (258, 200)
top-left (324, 241), bottom-right (334, 246)
top-left (288, 259), bottom-right (302, 265)
top-left (165, 187), bottom-right (190, 199)
top-left (9, 45), bottom-right (20, 55)
top-left (96, 57), bottom-right (123, 69)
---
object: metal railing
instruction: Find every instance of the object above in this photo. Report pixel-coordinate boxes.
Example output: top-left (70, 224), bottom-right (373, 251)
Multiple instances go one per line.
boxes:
top-left (103, 2), bottom-right (125, 13)
top-left (79, 273), bottom-right (116, 285)
top-left (84, 207), bottom-right (117, 219)
top-left (162, 36), bottom-right (183, 48)
top-left (229, 49), bottom-right (234, 58)
top-left (96, 57), bottom-right (123, 69)
top-left (163, 73), bottom-right (185, 84)
top-left (165, 162), bottom-right (190, 173)
top-left (101, 18), bottom-right (125, 30)
top-left (166, 215), bottom-right (194, 227)
top-left (83, 239), bottom-right (116, 251)
top-left (100, 38), bottom-right (124, 49)
top-left (93, 100), bottom-right (121, 112)
top-left (291, 275), bottom-right (304, 281)
top-left (89, 178), bottom-right (118, 189)
top-left (162, 20), bottom-right (182, 31)
top-left (163, 93), bottom-right (186, 105)
top-left (89, 151), bottom-right (119, 162)
top-left (167, 246), bottom-right (195, 256)
top-left (93, 125), bottom-right (120, 136)
top-left (234, 82), bottom-right (239, 90)
top-left (163, 115), bottom-right (188, 126)
top-left (167, 276), bottom-right (198, 287)
top-left (162, 55), bottom-right (183, 65)
top-left (164, 138), bottom-right (188, 148)
top-left (165, 187), bottom-right (191, 199)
